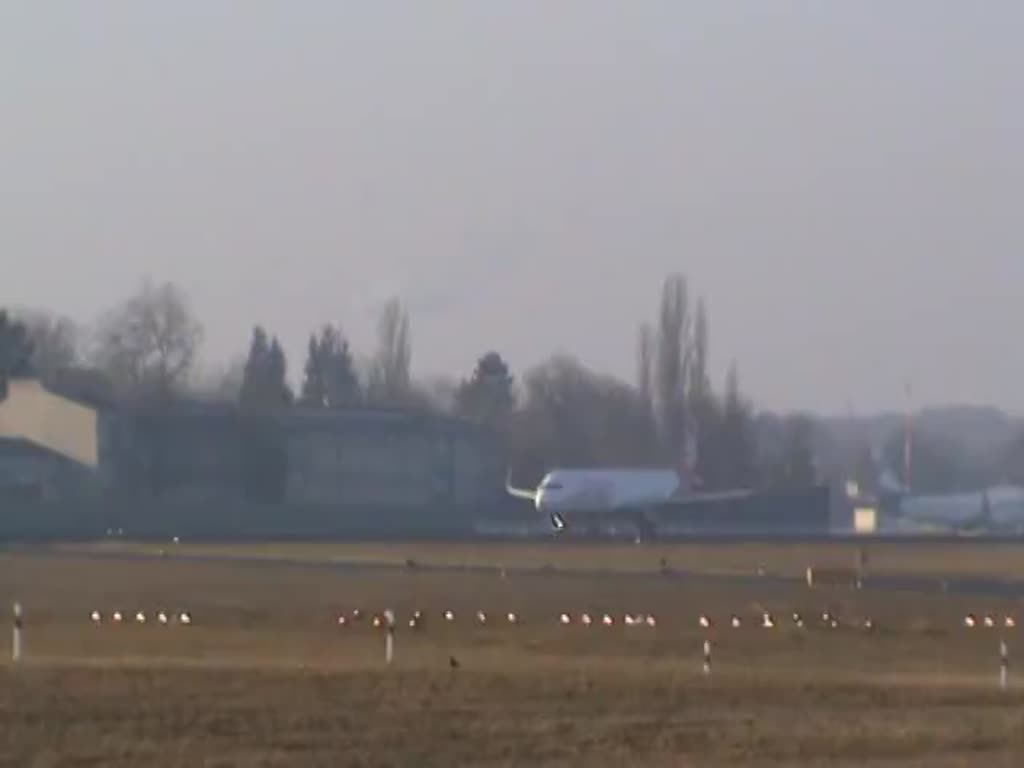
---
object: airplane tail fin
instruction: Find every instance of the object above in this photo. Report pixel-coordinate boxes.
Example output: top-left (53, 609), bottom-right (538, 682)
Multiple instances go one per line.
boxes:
top-left (504, 470), bottom-right (538, 503)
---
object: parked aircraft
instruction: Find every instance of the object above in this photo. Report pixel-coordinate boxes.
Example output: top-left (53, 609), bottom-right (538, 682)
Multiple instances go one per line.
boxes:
top-left (882, 484), bottom-right (1024, 535)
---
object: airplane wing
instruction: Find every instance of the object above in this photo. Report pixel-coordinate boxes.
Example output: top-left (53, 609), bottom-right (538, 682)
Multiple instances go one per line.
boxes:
top-left (608, 489), bottom-right (753, 513)
top-left (666, 489), bottom-right (753, 504)
top-left (504, 471), bottom-right (538, 503)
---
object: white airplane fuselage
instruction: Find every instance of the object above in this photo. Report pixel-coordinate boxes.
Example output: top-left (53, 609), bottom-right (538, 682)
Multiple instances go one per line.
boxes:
top-left (506, 468), bottom-right (686, 532)
top-left (537, 469), bottom-right (680, 513)
top-left (506, 467), bottom-right (755, 534)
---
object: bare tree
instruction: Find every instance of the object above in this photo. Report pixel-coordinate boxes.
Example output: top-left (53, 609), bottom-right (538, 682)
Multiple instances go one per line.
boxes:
top-left (690, 298), bottom-right (709, 406)
top-left (92, 281), bottom-right (202, 399)
top-left (420, 374), bottom-right (459, 414)
top-left (366, 297), bottom-right (411, 404)
top-left (191, 357), bottom-right (246, 402)
top-left (760, 413), bottom-right (819, 488)
top-left (636, 322), bottom-right (657, 453)
top-left (689, 297), bottom-right (711, 478)
top-left (720, 363), bottom-right (757, 488)
top-left (637, 323), bottom-right (654, 411)
top-left (509, 355), bottom-right (658, 481)
top-left (17, 310), bottom-right (79, 383)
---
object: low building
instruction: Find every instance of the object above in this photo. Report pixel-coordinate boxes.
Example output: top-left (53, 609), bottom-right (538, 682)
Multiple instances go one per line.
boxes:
top-left (0, 437), bottom-right (98, 503)
top-left (0, 375), bottom-right (505, 537)
top-left (110, 400), bottom-right (248, 505)
top-left (280, 406), bottom-right (505, 533)
top-left (284, 408), bottom-right (451, 508)
top-left (0, 378), bottom-right (107, 471)
top-left (0, 377), bottom-right (245, 505)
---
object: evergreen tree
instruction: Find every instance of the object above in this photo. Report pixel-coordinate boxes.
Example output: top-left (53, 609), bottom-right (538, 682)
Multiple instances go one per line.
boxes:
top-left (239, 326), bottom-right (291, 409)
top-left (321, 325), bottom-right (360, 407)
top-left (455, 351), bottom-right (516, 427)
top-left (237, 325), bottom-right (290, 504)
top-left (654, 274), bottom-right (691, 465)
top-left (267, 338), bottom-right (292, 406)
top-left (300, 332), bottom-right (327, 407)
top-left (300, 324), bottom-right (361, 408)
top-left (239, 326), bottom-right (270, 407)
top-left (0, 310), bottom-right (34, 395)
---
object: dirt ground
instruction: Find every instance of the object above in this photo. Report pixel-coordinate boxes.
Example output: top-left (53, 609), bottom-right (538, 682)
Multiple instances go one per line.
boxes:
top-left (1, 545), bottom-right (1023, 766)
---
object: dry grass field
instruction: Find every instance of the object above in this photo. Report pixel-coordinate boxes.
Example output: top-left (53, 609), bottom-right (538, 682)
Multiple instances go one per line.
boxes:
top-left (2, 543), bottom-right (1024, 766)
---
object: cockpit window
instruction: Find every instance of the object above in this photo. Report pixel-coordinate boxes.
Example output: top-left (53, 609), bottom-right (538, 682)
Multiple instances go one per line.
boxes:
top-left (541, 481), bottom-right (563, 490)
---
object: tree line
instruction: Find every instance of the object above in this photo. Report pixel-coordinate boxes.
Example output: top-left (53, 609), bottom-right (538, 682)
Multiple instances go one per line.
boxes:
top-left (3, 276), bottom-right (1020, 494)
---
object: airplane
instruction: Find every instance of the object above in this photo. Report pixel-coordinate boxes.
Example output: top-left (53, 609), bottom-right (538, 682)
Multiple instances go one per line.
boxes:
top-left (881, 484), bottom-right (1024, 536)
top-left (504, 467), bottom-right (751, 537)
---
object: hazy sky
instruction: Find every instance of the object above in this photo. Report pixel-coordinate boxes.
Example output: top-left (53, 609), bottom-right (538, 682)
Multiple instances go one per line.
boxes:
top-left (3, 2), bottom-right (1021, 413)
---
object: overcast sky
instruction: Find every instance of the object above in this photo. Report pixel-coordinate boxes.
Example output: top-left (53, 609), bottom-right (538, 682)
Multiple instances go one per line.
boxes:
top-left (2, 2), bottom-right (1021, 414)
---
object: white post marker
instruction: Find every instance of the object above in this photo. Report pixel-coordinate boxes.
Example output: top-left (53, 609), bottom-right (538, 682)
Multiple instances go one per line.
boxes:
top-left (384, 609), bottom-right (395, 665)
top-left (1000, 640), bottom-right (1009, 690)
top-left (702, 639), bottom-right (711, 676)
top-left (12, 602), bottom-right (23, 663)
